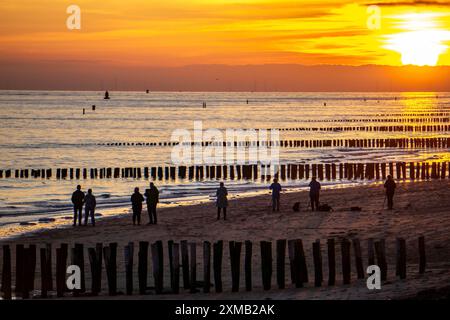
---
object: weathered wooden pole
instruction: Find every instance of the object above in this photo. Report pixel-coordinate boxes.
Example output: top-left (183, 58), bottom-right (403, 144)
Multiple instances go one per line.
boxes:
top-left (40, 248), bottom-right (49, 298)
top-left (312, 240), bottom-right (323, 287)
top-left (276, 239), bottom-right (286, 289)
top-left (28, 245), bottom-right (36, 292)
top-left (1, 245), bottom-right (12, 300)
top-left (15, 244), bottom-right (24, 296)
top-left (260, 241), bottom-right (272, 290)
top-left (171, 243), bottom-right (180, 294)
top-left (88, 247), bottom-right (100, 295)
top-left (229, 241), bottom-right (242, 292)
top-left (56, 245), bottom-right (68, 297)
top-left (298, 240), bottom-right (309, 284)
top-left (74, 243), bottom-right (86, 293)
top-left (151, 241), bottom-right (164, 294)
top-left (103, 243), bottom-right (117, 296)
top-left (94, 243), bottom-right (103, 294)
top-left (213, 240), bottom-right (223, 293)
top-left (21, 247), bottom-right (31, 299)
top-left (181, 240), bottom-right (190, 290)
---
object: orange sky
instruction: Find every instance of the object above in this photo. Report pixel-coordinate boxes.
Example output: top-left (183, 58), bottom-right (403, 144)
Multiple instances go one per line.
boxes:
top-left (1, 0), bottom-right (450, 68)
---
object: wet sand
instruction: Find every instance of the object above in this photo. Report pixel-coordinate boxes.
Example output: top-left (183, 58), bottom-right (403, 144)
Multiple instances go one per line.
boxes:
top-left (1, 179), bottom-right (449, 300)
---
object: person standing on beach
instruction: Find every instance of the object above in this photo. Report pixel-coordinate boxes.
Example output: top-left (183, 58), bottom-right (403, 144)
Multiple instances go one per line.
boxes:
top-left (309, 177), bottom-right (321, 211)
top-left (71, 185), bottom-right (85, 226)
top-left (145, 182), bottom-right (160, 225)
top-left (84, 189), bottom-right (96, 226)
top-left (131, 187), bottom-right (144, 225)
top-left (269, 178), bottom-right (282, 212)
top-left (216, 182), bottom-right (228, 220)
top-left (384, 175), bottom-right (397, 210)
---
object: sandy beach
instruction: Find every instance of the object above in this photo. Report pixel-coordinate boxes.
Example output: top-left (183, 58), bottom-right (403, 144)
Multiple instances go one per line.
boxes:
top-left (1, 179), bottom-right (449, 300)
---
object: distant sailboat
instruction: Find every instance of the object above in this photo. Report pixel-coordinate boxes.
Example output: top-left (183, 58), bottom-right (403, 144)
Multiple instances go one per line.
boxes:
top-left (104, 91), bottom-right (110, 100)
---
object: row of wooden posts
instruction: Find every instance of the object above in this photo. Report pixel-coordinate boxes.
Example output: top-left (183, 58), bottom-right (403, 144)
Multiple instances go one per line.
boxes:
top-left (289, 116), bottom-right (450, 123)
top-left (0, 237), bottom-right (426, 299)
top-left (336, 111), bottom-right (450, 117)
top-left (97, 137), bottom-right (450, 149)
top-left (2, 161), bottom-right (450, 182)
top-left (275, 124), bottom-right (450, 132)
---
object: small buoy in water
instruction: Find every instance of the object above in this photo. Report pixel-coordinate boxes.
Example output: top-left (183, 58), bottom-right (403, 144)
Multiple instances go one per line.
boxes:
top-left (324, 102), bottom-right (327, 106)
top-left (104, 91), bottom-right (110, 100)
top-left (92, 105), bottom-right (96, 111)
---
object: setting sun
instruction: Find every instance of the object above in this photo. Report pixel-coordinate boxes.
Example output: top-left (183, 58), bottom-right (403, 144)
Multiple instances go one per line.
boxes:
top-left (384, 13), bottom-right (450, 66)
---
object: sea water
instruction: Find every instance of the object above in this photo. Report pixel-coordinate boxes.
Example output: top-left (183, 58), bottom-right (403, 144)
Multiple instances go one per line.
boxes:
top-left (0, 91), bottom-right (448, 237)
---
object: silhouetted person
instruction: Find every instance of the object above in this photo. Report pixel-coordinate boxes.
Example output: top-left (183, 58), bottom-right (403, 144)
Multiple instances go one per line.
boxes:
top-left (131, 187), bottom-right (144, 225)
top-left (104, 91), bottom-right (110, 99)
top-left (145, 182), bottom-right (159, 225)
top-left (384, 175), bottom-right (397, 210)
top-left (270, 178), bottom-right (282, 212)
top-left (71, 185), bottom-right (85, 226)
top-left (84, 188), bottom-right (96, 226)
top-left (216, 182), bottom-right (228, 220)
top-left (309, 177), bottom-right (321, 211)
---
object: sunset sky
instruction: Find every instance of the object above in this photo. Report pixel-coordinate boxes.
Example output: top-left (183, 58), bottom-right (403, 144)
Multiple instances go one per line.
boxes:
top-left (1, 1), bottom-right (450, 90)
top-left (1, 0), bottom-right (450, 66)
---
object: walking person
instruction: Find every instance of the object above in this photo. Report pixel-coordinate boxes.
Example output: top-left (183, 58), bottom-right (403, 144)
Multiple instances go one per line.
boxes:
top-left (145, 182), bottom-right (159, 225)
top-left (269, 178), bottom-right (282, 212)
top-left (71, 185), bottom-right (85, 226)
top-left (384, 175), bottom-right (397, 210)
top-left (309, 177), bottom-right (321, 211)
top-left (216, 182), bottom-right (228, 220)
top-left (84, 188), bottom-right (96, 226)
top-left (131, 187), bottom-right (144, 225)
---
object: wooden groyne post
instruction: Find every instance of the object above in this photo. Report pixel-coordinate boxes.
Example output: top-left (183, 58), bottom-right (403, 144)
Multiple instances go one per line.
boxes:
top-left (260, 241), bottom-right (272, 290)
top-left (1, 245), bottom-right (12, 300)
top-left (276, 239), bottom-right (286, 289)
top-left (213, 240), bottom-right (223, 293)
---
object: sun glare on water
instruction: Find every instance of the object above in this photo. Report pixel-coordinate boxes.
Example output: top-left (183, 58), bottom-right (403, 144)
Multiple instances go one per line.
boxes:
top-left (384, 13), bottom-right (450, 66)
